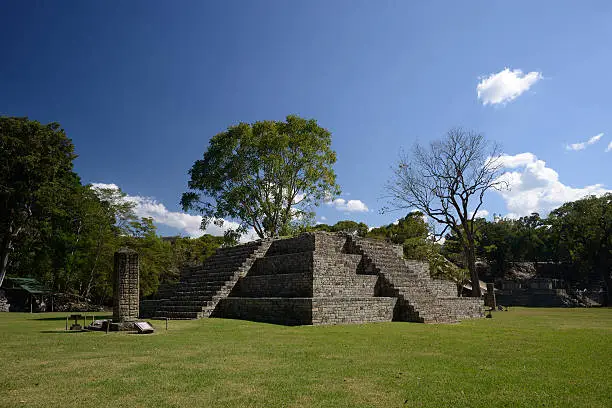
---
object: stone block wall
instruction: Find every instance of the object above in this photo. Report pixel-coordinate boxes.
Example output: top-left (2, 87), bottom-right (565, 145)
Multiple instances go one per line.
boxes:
top-left (313, 232), bottom-right (348, 253)
top-left (0, 289), bottom-right (9, 312)
top-left (442, 298), bottom-right (485, 320)
top-left (311, 297), bottom-right (396, 325)
top-left (312, 253), bottom-right (378, 297)
top-left (113, 248), bottom-right (139, 322)
top-left (140, 299), bottom-right (161, 318)
top-left (233, 251), bottom-right (314, 297)
top-left (213, 297), bottom-right (312, 325)
top-left (149, 231), bottom-right (484, 325)
top-left (350, 236), bottom-right (484, 323)
top-left (430, 280), bottom-right (459, 297)
top-left (266, 234), bottom-right (314, 255)
top-left (249, 252), bottom-right (313, 276)
top-left (236, 273), bottom-right (312, 297)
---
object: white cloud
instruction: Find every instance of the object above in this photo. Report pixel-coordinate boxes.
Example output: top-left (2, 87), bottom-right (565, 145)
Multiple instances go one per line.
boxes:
top-left (477, 68), bottom-right (542, 105)
top-left (91, 183), bottom-right (256, 242)
top-left (606, 141), bottom-right (612, 153)
top-left (566, 133), bottom-right (603, 151)
top-left (495, 153), bottom-right (610, 217)
top-left (473, 209), bottom-right (489, 218)
top-left (320, 216), bottom-right (327, 221)
top-left (589, 133), bottom-right (603, 143)
top-left (91, 182), bottom-right (120, 190)
top-left (326, 198), bottom-right (369, 212)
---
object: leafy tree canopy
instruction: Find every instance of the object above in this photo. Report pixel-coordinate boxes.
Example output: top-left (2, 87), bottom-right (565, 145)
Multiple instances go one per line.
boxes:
top-left (548, 194), bottom-right (611, 304)
top-left (1, 117), bottom-right (77, 287)
top-left (181, 115), bottom-right (340, 239)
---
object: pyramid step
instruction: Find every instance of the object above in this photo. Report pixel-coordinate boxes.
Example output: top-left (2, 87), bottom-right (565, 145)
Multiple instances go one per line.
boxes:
top-left (154, 311), bottom-right (202, 319)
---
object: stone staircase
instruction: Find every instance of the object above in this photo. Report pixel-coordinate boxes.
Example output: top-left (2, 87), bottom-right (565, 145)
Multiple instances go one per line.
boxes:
top-left (349, 236), bottom-right (484, 323)
top-left (143, 232), bottom-right (483, 325)
top-left (152, 240), bottom-right (271, 319)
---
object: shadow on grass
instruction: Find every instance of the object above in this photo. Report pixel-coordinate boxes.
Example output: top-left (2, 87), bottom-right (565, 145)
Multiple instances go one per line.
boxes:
top-left (35, 315), bottom-right (112, 321)
top-left (39, 330), bottom-right (96, 334)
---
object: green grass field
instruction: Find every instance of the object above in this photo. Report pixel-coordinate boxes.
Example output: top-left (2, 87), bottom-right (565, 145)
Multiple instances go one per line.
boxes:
top-left (0, 308), bottom-right (610, 408)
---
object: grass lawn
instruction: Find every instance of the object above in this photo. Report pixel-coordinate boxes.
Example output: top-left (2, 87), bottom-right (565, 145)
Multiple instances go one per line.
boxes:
top-left (0, 308), bottom-right (610, 408)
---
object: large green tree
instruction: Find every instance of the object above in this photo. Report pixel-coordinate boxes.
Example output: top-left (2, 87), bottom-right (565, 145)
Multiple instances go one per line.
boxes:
top-left (367, 212), bottom-right (430, 259)
top-left (0, 117), bottom-right (77, 288)
top-left (182, 115), bottom-right (340, 238)
top-left (548, 194), bottom-right (612, 305)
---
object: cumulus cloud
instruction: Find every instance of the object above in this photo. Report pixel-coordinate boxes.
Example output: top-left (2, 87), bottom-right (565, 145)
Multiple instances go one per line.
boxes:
top-left (477, 68), bottom-right (542, 105)
top-left (91, 183), bottom-right (120, 190)
top-left (473, 209), bottom-right (489, 218)
top-left (566, 133), bottom-right (603, 151)
top-left (90, 183), bottom-right (257, 242)
top-left (326, 198), bottom-right (369, 213)
top-left (606, 141), bottom-right (612, 153)
top-left (494, 153), bottom-right (610, 218)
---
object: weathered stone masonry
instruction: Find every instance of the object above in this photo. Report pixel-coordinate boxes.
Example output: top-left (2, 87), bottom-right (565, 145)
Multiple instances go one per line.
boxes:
top-left (113, 248), bottom-right (139, 323)
top-left (144, 232), bottom-right (484, 325)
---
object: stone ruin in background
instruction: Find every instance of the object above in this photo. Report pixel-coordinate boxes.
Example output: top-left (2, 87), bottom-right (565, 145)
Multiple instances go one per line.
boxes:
top-left (142, 232), bottom-right (485, 325)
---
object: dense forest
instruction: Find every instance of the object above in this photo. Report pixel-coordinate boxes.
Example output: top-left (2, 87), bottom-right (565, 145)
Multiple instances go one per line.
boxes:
top-left (0, 117), bottom-right (234, 305)
top-left (1, 117), bottom-right (610, 306)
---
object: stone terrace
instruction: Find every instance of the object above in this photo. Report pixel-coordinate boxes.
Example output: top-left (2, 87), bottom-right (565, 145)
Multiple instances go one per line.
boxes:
top-left (143, 232), bottom-right (484, 325)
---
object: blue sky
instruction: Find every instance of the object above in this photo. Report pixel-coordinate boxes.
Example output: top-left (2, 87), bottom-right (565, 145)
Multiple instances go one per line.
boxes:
top-left (2, 1), bottom-right (611, 238)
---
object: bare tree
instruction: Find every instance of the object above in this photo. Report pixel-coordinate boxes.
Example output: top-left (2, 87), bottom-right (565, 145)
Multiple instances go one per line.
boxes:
top-left (385, 128), bottom-right (506, 296)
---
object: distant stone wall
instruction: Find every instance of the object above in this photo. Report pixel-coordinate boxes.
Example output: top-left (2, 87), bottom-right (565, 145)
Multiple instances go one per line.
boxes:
top-left (495, 289), bottom-right (572, 307)
top-left (495, 278), bottom-right (580, 307)
top-left (484, 283), bottom-right (496, 308)
top-left (0, 289), bottom-right (9, 312)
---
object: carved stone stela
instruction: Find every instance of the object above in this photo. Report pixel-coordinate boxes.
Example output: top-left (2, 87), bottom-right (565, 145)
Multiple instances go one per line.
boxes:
top-left (113, 248), bottom-right (139, 324)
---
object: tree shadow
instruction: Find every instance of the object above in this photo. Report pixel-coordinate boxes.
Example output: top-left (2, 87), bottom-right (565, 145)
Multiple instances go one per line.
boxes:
top-left (39, 330), bottom-right (95, 334)
top-left (35, 315), bottom-right (112, 321)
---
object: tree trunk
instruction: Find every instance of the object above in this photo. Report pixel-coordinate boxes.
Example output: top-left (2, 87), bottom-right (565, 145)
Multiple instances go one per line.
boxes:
top-left (599, 261), bottom-right (611, 307)
top-left (465, 241), bottom-right (481, 297)
top-left (0, 232), bottom-right (13, 288)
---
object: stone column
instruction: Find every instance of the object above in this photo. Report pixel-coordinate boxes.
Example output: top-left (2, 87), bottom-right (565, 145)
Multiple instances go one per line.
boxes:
top-left (113, 248), bottom-right (139, 323)
top-left (484, 282), bottom-right (496, 309)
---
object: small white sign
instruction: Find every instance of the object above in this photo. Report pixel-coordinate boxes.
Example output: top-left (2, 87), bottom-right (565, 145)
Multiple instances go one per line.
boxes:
top-left (134, 321), bottom-right (154, 334)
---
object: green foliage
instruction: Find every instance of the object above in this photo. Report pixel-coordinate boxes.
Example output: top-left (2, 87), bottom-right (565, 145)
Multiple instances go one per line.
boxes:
top-left (367, 212), bottom-right (430, 259)
top-left (440, 196), bottom-right (611, 303)
top-left (548, 194), bottom-right (612, 304)
top-left (305, 220), bottom-right (369, 237)
top-left (427, 244), bottom-right (470, 286)
top-left (329, 220), bottom-right (369, 237)
top-left (0, 117), bottom-right (78, 287)
top-left (386, 129), bottom-right (505, 296)
top-left (170, 235), bottom-right (225, 267)
top-left (181, 115), bottom-right (340, 238)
